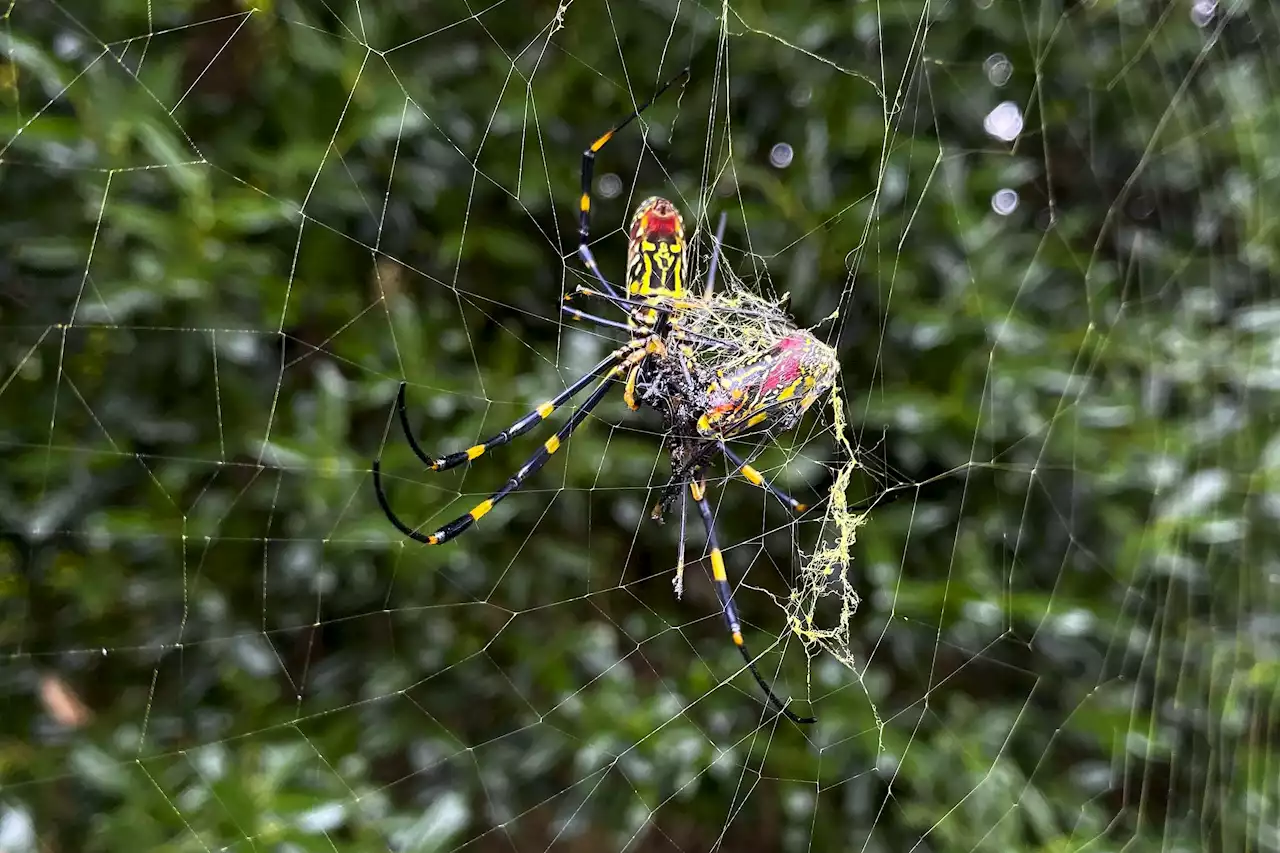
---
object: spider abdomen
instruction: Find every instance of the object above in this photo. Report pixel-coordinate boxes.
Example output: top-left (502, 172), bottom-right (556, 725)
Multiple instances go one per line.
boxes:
top-left (695, 331), bottom-right (839, 439)
top-left (626, 196), bottom-right (686, 303)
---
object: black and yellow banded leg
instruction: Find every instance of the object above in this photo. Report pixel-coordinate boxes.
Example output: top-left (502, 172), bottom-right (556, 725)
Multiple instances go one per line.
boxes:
top-left (374, 351), bottom-right (645, 547)
top-left (568, 288), bottom-right (745, 357)
top-left (570, 288), bottom-right (750, 352)
top-left (393, 348), bottom-right (631, 473)
top-left (570, 286), bottom-right (698, 315)
top-left (718, 443), bottom-right (809, 514)
top-left (577, 67), bottom-right (691, 302)
top-left (561, 304), bottom-right (634, 335)
top-left (623, 362), bottom-right (644, 410)
top-left (689, 479), bottom-right (816, 724)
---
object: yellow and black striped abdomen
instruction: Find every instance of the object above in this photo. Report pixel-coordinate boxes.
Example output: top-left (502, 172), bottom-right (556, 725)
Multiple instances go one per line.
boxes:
top-left (627, 235), bottom-right (685, 301)
top-left (625, 196), bottom-right (686, 306)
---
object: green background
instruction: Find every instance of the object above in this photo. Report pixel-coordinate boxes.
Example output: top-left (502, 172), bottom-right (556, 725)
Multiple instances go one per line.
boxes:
top-left (1, 0), bottom-right (1277, 851)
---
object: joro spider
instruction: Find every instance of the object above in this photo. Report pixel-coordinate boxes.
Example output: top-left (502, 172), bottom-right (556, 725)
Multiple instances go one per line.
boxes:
top-left (372, 69), bottom-right (839, 724)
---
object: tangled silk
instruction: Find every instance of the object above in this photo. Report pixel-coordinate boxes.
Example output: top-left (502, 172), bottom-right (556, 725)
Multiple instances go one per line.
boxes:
top-left (645, 275), bottom-right (868, 675)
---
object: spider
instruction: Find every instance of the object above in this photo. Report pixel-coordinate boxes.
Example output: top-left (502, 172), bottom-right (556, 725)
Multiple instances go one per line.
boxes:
top-left (372, 69), bottom-right (840, 724)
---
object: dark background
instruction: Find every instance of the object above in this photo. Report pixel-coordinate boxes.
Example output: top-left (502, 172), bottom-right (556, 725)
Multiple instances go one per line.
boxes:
top-left (1, 0), bottom-right (1276, 851)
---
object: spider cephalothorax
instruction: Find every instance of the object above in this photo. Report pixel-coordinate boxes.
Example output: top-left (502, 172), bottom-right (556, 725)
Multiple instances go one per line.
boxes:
top-left (372, 68), bottom-right (836, 725)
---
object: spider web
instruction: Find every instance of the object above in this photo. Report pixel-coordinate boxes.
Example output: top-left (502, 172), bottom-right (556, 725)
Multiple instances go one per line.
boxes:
top-left (1, 0), bottom-right (1277, 851)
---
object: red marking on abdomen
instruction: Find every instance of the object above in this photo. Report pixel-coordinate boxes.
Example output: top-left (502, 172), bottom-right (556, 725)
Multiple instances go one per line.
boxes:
top-left (632, 213), bottom-right (680, 240)
top-left (647, 213), bottom-right (680, 237)
top-left (760, 335), bottom-right (807, 393)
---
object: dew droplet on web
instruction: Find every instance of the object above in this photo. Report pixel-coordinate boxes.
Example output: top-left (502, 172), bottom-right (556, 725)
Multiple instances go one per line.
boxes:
top-left (1191, 0), bottom-right (1216, 27)
top-left (54, 32), bottom-right (83, 60)
top-left (991, 188), bottom-right (1019, 216)
top-left (769, 142), bottom-right (794, 168)
top-left (983, 101), bottom-right (1023, 142)
top-left (598, 173), bottom-right (623, 199)
top-left (984, 53), bottom-right (1012, 87)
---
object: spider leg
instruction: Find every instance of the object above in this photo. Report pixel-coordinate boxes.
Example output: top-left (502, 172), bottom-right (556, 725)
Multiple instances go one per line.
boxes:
top-left (703, 211), bottom-right (728, 300)
top-left (572, 287), bottom-right (780, 332)
top-left (392, 347), bottom-right (632, 473)
top-left (576, 247), bottom-right (623, 303)
top-left (668, 325), bottom-right (743, 352)
top-left (570, 287), bottom-right (687, 314)
top-left (623, 365), bottom-right (639, 410)
top-left (374, 347), bottom-right (649, 546)
top-left (568, 290), bottom-right (746, 357)
top-left (688, 478), bottom-right (816, 724)
top-left (673, 488), bottom-right (688, 599)
top-left (561, 304), bottom-right (633, 334)
top-left (718, 443), bottom-right (809, 514)
top-left (578, 67), bottom-right (691, 302)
